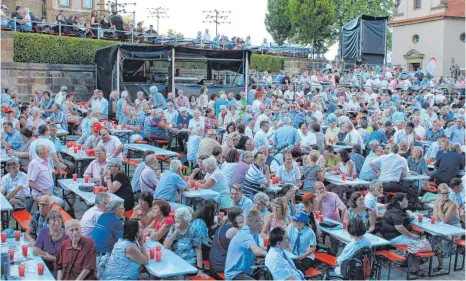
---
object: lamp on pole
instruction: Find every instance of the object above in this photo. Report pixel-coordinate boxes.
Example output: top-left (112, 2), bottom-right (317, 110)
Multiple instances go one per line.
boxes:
top-left (202, 9), bottom-right (231, 36)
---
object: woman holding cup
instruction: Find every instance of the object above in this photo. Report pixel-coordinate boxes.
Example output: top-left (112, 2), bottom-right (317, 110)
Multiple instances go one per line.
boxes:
top-left (102, 219), bottom-right (149, 280)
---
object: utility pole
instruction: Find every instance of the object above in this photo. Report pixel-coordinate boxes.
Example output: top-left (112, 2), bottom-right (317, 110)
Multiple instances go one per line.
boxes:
top-left (148, 7), bottom-right (168, 34)
top-left (202, 9), bottom-right (231, 36)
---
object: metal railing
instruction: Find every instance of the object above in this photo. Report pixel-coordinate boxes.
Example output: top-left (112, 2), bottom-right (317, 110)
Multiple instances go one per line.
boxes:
top-left (2, 17), bottom-right (313, 57)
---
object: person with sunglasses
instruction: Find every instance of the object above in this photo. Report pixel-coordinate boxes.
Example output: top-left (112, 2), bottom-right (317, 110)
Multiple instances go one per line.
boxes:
top-left (25, 195), bottom-right (53, 246)
top-left (429, 183), bottom-right (461, 273)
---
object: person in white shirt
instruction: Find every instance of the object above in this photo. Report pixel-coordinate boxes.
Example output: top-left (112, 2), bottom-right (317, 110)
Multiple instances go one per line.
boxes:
top-left (199, 86), bottom-right (209, 109)
top-left (96, 128), bottom-right (123, 161)
top-left (393, 121), bottom-right (415, 148)
top-left (370, 143), bottom-right (409, 183)
top-left (298, 123), bottom-right (316, 150)
top-left (254, 121), bottom-right (270, 149)
top-left (254, 109), bottom-right (272, 133)
top-left (412, 117), bottom-right (426, 138)
top-left (252, 93), bottom-right (265, 114)
top-left (80, 193), bottom-right (110, 237)
top-left (202, 28), bottom-right (211, 41)
top-left (343, 122), bottom-right (364, 148)
top-left (245, 118), bottom-right (254, 139)
top-left (284, 85), bottom-right (295, 102)
top-left (29, 124), bottom-right (66, 171)
top-left (345, 95), bottom-right (360, 112)
top-left (53, 86), bottom-right (67, 106)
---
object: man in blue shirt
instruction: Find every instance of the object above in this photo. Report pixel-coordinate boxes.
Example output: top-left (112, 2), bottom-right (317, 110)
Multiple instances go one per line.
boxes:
top-left (272, 117), bottom-right (301, 148)
top-left (445, 116), bottom-right (465, 146)
top-left (247, 85), bottom-right (257, 105)
top-left (225, 210), bottom-right (266, 280)
top-left (287, 103), bottom-right (306, 128)
top-left (1, 121), bottom-right (22, 150)
top-left (92, 200), bottom-right (124, 254)
top-left (266, 227), bottom-right (305, 280)
top-left (153, 160), bottom-right (187, 201)
top-left (230, 184), bottom-right (253, 216)
top-left (214, 93), bottom-right (229, 118)
top-left (150, 85), bottom-right (167, 110)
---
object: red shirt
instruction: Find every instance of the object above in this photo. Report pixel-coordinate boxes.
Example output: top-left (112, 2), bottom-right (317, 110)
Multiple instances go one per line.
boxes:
top-left (55, 236), bottom-right (97, 280)
top-left (153, 216), bottom-right (175, 242)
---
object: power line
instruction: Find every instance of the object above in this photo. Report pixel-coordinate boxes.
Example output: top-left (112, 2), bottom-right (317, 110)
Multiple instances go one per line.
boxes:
top-left (202, 9), bottom-right (231, 36)
top-left (148, 7), bottom-right (169, 34)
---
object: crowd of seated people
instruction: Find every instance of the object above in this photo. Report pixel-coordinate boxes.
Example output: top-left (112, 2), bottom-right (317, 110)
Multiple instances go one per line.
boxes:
top-left (0, 62), bottom-right (465, 280)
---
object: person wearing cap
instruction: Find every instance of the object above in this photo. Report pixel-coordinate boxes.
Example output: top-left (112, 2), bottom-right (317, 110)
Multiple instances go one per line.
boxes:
top-left (103, 158), bottom-right (134, 211)
top-left (265, 227), bottom-right (305, 280)
top-left (96, 128), bottom-right (123, 161)
top-left (83, 121), bottom-right (102, 149)
top-left (286, 211), bottom-right (317, 274)
top-left (1, 121), bottom-right (22, 150)
top-left (1, 107), bottom-right (19, 129)
top-left (230, 184), bottom-right (253, 216)
top-left (78, 110), bottom-right (100, 144)
top-left (153, 160), bottom-right (187, 202)
top-left (0, 4), bottom-right (11, 28)
top-left (1, 157), bottom-right (31, 210)
top-left (54, 86), bottom-right (67, 106)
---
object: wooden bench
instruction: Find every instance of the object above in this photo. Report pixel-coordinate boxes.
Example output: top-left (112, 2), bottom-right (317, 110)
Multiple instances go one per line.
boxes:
top-left (124, 209), bottom-right (134, 219)
top-left (11, 209), bottom-right (32, 230)
top-left (376, 250), bottom-right (406, 280)
top-left (454, 239), bottom-right (465, 271)
top-left (392, 245), bottom-right (434, 279)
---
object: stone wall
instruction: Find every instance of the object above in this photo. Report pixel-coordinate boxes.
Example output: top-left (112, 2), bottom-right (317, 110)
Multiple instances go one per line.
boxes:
top-left (1, 32), bottom-right (14, 63)
top-left (283, 57), bottom-right (324, 73)
top-left (1, 62), bottom-right (96, 101)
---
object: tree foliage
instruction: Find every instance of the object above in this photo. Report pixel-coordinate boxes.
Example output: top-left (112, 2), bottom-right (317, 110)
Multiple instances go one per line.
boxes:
top-left (288, 0), bottom-right (335, 46)
top-left (264, 0), bottom-right (292, 45)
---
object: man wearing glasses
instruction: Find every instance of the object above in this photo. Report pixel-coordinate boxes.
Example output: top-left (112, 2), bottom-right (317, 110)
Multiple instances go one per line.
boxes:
top-left (25, 195), bottom-right (53, 246)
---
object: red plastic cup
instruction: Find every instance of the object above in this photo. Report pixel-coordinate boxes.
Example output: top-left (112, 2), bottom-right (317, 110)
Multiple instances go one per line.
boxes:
top-left (93, 186), bottom-right (99, 194)
top-left (38, 263), bottom-right (45, 275)
top-left (343, 221), bottom-right (348, 230)
top-left (184, 176), bottom-right (189, 182)
top-left (319, 215), bottom-right (324, 222)
top-left (156, 245), bottom-right (162, 252)
top-left (155, 251), bottom-right (162, 262)
top-left (149, 248), bottom-right (156, 259)
top-left (263, 238), bottom-right (269, 247)
top-left (341, 174), bottom-right (347, 181)
top-left (99, 186), bottom-right (107, 193)
top-left (18, 264), bottom-right (25, 277)
top-left (352, 173), bottom-right (357, 180)
top-left (219, 212), bottom-right (225, 219)
top-left (315, 211), bottom-right (320, 218)
top-left (21, 245), bottom-right (28, 257)
top-left (77, 144), bottom-right (82, 150)
top-left (73, 147), bottom-right (78, 154)
top-left (113, 124), bottom-right (117, 129)
top-left (422, 137), bottom-right (427, 142)
top-left (194, 182), bottom-right (199, 190)
top-left (143, 235), bottom-right (147, 243)
top-left (72, 174), bottom-right (78, 181)
top-left (1, 233), bottom-right (6, 243)
top-left (430, 216), bottom-right (436, 224)
top-left (418, 214), bottom-right (424, 223)
top-left (8, 250), bottom-right (14, 261)
top-left (84, 175), bottom-right (89, 183)
top-left (67, 143), bottom-right (72, 149)
top-left (14, 231), bottom-right (20, 241)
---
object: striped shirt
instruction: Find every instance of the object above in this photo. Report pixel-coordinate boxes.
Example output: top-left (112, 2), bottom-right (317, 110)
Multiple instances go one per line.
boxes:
top-left (243, 164), bottom-right (267, 196)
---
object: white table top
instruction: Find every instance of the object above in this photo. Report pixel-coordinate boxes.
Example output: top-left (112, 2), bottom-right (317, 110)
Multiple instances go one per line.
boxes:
top-left (60, 148), bottom-right (96, 161)
top-left (169, 202), bottom-right (189, 210)
top-left (319, 218), bottom-right (391, 247)
top-left (404, 174), bottom-right (430, 181)
top-left (57, 128), bottom-right (69, 136)
top-left (144, 239), bottom-right (198, 277)
top-left (58, 178), bottom-right (123, 206)
top-left (2, 237), bottom-right (55, 280)
top-left (125, 144), bottom-right (179, 157)
top-left (411, 217), bottom-right (465, 237)
top-left (325, 173), bottom-right (371, 186)
top-left (333, 145), bottom-right (353, 152)
top-left (109, 129), bottom-right (133, 134)
top-left (265, 183), bottom-right (299, 192)
top-left (182, 189), bottom-right (220, 200)
top-left (1, 149), bottom-right (11, 163)
top-left (1, 193), bottom-right (13, 211)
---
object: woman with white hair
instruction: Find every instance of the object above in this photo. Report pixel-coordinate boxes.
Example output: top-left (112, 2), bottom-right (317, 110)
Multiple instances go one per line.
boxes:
top-left (196, 156), bottom-right (231, 208)
top-left (30, 107), bottom-right (45, 134)
top-left (188, 109), bottom-right (205, 131)
top-left (164, 207), bottom-right (210, 279)
top-left (20, 7), bottom-right (32, 31)
top-left (218, 105), bottom-right (232, 128)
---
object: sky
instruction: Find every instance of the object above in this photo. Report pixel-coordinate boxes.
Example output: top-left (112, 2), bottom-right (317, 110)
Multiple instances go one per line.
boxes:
top-left (125, 0), bottom-right (338, 59)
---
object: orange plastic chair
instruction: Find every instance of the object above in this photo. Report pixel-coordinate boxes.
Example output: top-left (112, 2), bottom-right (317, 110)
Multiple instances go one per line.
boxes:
top-left (51, 204), bottom-right (73, 223)
top-left (12, 209), bottom-right (32, 230)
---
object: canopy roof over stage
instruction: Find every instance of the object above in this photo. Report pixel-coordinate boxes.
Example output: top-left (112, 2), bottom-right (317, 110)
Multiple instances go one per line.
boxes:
top-left (95, 44), bottom-right (252, 96)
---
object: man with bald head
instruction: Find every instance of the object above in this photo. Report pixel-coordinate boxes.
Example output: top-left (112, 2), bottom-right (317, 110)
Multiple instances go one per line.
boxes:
top-left (25, 195), bottom-right (53, 246)
top-left (139, 154), bottom-right (160, 195)
top-left (56, 219), bottom-right (97, 280)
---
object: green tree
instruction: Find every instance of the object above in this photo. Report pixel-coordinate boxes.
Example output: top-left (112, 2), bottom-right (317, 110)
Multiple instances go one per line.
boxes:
top-left (288, 0), bottom-right (335, 47)
top-left (265, 0), bottom-right (292, 45)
